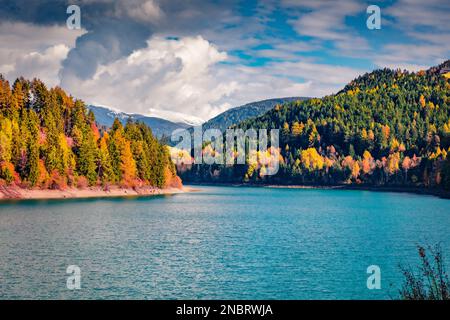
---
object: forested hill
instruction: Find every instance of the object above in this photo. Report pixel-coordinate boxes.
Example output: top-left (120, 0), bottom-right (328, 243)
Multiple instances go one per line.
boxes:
top-left (180, 60), bottom-right (450, 191)
top-left (0, 76), bottom-right (181, 189)
top-left (198, 97), bottom-right (308, 133)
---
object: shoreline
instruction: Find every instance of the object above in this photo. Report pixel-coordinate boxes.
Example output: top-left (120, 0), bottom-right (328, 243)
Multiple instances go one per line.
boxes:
top-left (1, 182), bottom-right (448, 201)
top-left (267, 184), bottom-right (450, 199)
top-left (185, 182), bottom-right (450, 199)
top-left (0, 185), bottom-right (197, 202)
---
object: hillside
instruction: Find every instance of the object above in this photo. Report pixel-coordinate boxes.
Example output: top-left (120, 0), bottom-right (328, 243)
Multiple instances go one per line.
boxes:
top-left (179, 61), bottom-right (450, 191)
top-left (0, 76), bottom-right (181, 190)
top-left (87, 105), bottom-right (190, 138)
top-left (198, 97), bottom-right (308, 133)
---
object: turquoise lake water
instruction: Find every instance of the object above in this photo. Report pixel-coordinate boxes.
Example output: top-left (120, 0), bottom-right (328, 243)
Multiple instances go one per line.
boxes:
top-left (0, 186), bottom-right (449, 299)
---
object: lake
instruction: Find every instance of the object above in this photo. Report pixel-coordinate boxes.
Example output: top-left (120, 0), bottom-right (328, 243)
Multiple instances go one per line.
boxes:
top-left (0, 186), bottom-right (449, 299)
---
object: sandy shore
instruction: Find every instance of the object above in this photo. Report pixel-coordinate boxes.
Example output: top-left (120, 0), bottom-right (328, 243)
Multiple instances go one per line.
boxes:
top-left (0, 185), bottom-right (197, 201)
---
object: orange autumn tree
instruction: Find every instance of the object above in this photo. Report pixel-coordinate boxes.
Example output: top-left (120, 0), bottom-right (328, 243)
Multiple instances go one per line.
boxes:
top-left (361, 150), bottom-right (375, 175)
top-left (351, 161), bottom-right (360, 181)
top-left (402, 156), bottom-right (412, 182)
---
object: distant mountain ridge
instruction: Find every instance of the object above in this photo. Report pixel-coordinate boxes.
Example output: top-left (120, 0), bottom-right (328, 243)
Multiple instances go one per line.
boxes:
top-left (87, 105), bottom-right (190, 138)
top-left (198, 97), bottom-right (309, 133)
top-left (89, 97), bottom-right (309, 139)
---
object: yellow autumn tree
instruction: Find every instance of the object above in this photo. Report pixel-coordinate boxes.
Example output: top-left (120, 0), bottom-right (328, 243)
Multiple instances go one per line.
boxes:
top-left (282, 122), bottom-right (290, 136)
top-left (291, 121), bottom-right (304, 136)
top-left (98, 133), bottom-right (114, 184)
top-left (361, 128), bottom-right (368, 141)
top-left (120, 139), bottom-right (137, 186)
top-left (386, 152), bottom-right (400, 175)
top-left (390, 138), bottom-right (401, 153)
top-left (59, 133), bottom-right (75, 175)
top-left (351, 161), bottom-right (360, 179)
top-left (368, 129), bottom-right (375, 141)
top-left (0, 118), bottom-right (13, 163)
top-left (301, 148), bottom-right (324, 171)
top-left (443, 120), bottom-right (450, 135)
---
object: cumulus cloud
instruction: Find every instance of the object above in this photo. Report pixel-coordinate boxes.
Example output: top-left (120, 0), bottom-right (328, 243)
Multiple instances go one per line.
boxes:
top-left (62, 36), bottom-right (235, 121)
top-left (62, 35), bottom-right (363, 122)
top-left (5, 45), bottom-right (70, 87)
top-left (0, 21), bottom-right (84, 86)
top-left (57, 0), bottom-right (237, 86)
top-left (0, 0), bottom-right (365, 123)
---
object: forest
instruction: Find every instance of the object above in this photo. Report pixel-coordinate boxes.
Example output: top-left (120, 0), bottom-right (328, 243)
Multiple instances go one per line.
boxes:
top-left (0, 76), bottom-right (180, 190)
top-left (2, 60), bottom-right (449, 193)
top-left (178, 61), bottom-right (450, 191)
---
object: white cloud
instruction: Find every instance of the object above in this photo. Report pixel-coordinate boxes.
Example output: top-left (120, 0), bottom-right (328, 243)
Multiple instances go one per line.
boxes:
top-left (266, 60), bottom-right (365, 87)
top-left (61, 35), bottom-right (365, 122)
top-left (376, 0), bottom-right (450, 70)
top-left (0, 19), bottom-right (364, 122)
top-left (385, 0), bottom-right (450, 35)
top-left (6, 45), bottom-right (71, 87)
top-left (283, 0), bottom-right (370, 55)
top-left (0, 22), bottom-right (85, 87)
top-left (62, 36), bottom-right (236, 121)
top-left (374, 43), bottom-right (448, 71)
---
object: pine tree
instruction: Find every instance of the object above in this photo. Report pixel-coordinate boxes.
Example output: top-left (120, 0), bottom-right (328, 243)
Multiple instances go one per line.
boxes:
top-left (98, 133), bottom-right (114, 184)
top-left (77, 129), bottom-right (98, 185)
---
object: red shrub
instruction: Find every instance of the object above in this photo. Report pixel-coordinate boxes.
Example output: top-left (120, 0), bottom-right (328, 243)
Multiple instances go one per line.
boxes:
top-left (76, 176), bottom-right (89, 189)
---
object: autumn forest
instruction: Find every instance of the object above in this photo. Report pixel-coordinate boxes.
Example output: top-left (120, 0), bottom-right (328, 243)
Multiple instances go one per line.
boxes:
top-left (0, 76), bottom-right (180, 190)
top-left (179, 61), bottom-right (450, 193)
top-left (1, 60), bottom-right (450, 195)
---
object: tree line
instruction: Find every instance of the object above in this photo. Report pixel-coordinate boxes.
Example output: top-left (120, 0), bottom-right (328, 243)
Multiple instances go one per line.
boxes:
top-left (0, 76), bottom-right (180, 189)
top-left (178, 61), bottom-right (450, 191)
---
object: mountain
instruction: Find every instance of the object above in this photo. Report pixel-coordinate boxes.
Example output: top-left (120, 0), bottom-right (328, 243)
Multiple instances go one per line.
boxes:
top-left (87, 105), bottom-right (190, 138)
top-left (198, 97), bottom-right (308, 132)
top-left (89, 98), bottom-right (308, 142)
top-left (178, 60), bottom-right (450, 192)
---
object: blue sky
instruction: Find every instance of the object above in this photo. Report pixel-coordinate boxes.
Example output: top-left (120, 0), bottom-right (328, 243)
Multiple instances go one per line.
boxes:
top-left (0, 0), bottom-right (449, 122)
